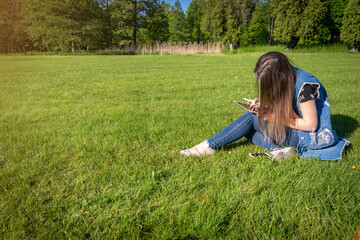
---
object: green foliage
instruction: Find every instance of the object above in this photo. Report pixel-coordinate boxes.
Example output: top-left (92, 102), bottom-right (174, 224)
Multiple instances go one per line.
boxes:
top-left (168, 0), bottom-right (187, 42)
top-left (273, 0), bottom-right (329, 49)
top-left (280, 0), bottom-right (347, 46)
top-left (301, 0), bottom-right (329, 38)
top-left (22, 0), bottom-right (105, 52)
top-left (110, 0), bottom-right (137, 47)
top-left (200, 0), bottom-right (256, 46)
top-left (340, 0), bottom-right (360, 51)
top-left (330, 0), bottom-right (348, 28)
top-left (111, 0), bottom-right (170, 46)
top-left (185, 0), bottom-right (207, 43)
top-left (328, 0), bottom-right (348, 42)
top-left (0, 0), bottom-right (357, 53)
top-left (247, 2), bottom-right (270, 45)
top-left (0, 0), bottom-right (29, 53)
top-left (223, 0), bottom-right (242, 45)
top-left (207, 1), bottom-right (227, 42)
top-left (141, 1), bottom-right (170, 43)
top-left (1, 54), bottom-right (359, 238)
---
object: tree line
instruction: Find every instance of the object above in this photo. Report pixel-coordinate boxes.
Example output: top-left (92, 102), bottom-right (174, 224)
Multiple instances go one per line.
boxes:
top-left (1, 0), bottom-right (359, 54)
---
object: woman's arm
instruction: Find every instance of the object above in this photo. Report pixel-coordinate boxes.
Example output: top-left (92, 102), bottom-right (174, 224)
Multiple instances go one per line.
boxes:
top-left (287, 100), bottom-right (318, 132)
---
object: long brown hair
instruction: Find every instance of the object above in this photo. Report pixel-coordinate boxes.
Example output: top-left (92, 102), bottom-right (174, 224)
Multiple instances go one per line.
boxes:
top-left (254, 52), bottom-right (296, 143)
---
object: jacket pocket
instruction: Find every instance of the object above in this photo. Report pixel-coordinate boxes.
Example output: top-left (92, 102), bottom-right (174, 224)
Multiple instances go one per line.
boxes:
top-left (298, 128), bottom-right (338, 151)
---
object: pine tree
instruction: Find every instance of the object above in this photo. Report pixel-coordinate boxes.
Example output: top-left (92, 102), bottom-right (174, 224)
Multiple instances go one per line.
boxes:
top-left (300, 0), bottom-right (329, 39)
top-left (185, 0), bottom-right (206, 43)
top-left (200, 0), bottom-right (255, 46)
top-left (328, 0), bottom-right (348, 43)
top-left (22, 0), bottom-right (105, 53)
top-left (223, 0), bottom-right (241, 46)
top-left (142, 0), bottom-right (169, 43)
top-left (200, 0), bottom-right (216, 42)
top-left (273, 0), bottom-right (328, 49)
top-left (209, 1), bottom-right (227, 42)
top-left (247, 2), bottom-right (269, 45)
top-left (201, 0), bottom-right (234, 44)
top-left (340, 0), bottom-right (360, 51)
top-left (99, 0), bottom-right (115, 49)
top-left (168, 0), bottom-right (186, 42)
top-left (0, 0), bottom-right (29, 53)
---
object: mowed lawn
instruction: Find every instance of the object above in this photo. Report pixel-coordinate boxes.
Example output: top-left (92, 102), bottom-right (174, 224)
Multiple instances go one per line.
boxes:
top-left (0, 53), bottom-right (359, 239)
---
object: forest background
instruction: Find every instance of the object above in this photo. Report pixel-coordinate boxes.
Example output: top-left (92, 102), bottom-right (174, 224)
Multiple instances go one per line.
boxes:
top-left (1, 0), bottom-right (360, 54)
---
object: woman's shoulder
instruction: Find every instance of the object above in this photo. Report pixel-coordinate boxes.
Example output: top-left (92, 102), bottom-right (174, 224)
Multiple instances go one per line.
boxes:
top-left (294, 67), bottom-right (318, 84)
top-left (293, 67), bottom-right (328, 102)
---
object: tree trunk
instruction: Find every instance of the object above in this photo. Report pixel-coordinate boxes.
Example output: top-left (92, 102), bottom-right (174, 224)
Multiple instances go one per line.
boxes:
top-left (350, 42), bottom-right (359, 52)
top-left (330, 29), bottom-right (340, 44)
top-left (71, 40), bottom-right (75, 54)
top-left (45, 43), bottom-right (51, 52)
top-left (285, 36), bottom-right (299, 50)
top-left (197, 19), bottom-right (201, 44)
top-left (131, 0), bottom-right (137, 51)
top-left (106, 0), bottom-right (112, 48)
top-left (196, 3), bottom-right (200, 44)
top-left (268, 16), bottom-right (274, 45)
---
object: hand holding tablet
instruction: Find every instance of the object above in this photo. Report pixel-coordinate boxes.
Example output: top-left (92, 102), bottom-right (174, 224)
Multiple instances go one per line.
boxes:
top-left (233, 98), bottom-right (260, 113)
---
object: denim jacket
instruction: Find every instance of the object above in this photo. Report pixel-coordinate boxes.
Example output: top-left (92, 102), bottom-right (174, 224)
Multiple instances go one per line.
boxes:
top-left (292, 67), bottom-right (349, 160)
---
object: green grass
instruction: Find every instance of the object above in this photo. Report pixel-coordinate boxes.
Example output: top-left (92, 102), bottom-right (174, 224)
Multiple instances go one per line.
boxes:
top-left (222, 43), bottom-right (351, 54)
top-left (0, 53), bottom-right (359, 239)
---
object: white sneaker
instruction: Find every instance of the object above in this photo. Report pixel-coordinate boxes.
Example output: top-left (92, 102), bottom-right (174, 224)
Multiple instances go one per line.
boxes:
top-left (271, 147), bottom-right (296, 162)
top-left (180, 140), bottom-right (215, 157)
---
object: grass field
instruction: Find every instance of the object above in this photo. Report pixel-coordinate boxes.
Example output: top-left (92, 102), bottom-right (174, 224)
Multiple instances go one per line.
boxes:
top-left (1, 53), bottom-right (360, 239)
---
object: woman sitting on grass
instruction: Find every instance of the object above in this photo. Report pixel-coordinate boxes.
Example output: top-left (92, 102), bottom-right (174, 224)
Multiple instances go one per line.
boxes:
top-left (180, 51), bottom-right (349, 161)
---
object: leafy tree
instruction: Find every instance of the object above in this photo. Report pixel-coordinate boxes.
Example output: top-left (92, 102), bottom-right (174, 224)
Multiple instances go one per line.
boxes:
top-left (223, 0), bottom-right (242, 46)
top-left (141, 0), bottom-right (170, 43)
top-left (233, 0), bottom-right (256, 45)
top-left (247, 1), bottom-right (270, 45)
top-left (200, 0), bottom-right (218, 42)
top-left (340, 0), bottom-right (360, 51)
top-left (266, 0), bottom-right (276, 45)
top-left (200, 0), bottom-right (256, 46)
top-left (207, 0), bottom-right (227, 42)
top-left (22, 0), bottom-right (105, 53)
top-left (201, 0), bottom-right (237, 45)
top-left (0, 0), bottom-right (29, 53)
top-left (22, 0), bottom-right (58, 51)
top-left (130, 0), bottom-right (139, 49)
top-left (168, 0), bottom-right (187, 42)
top-left (186, 0), bottom-right (207, 43)
top-left (111, 0), bottom-right (154, 48)
top-left (288, 0), bottom-right (347, 45)
top-left (200, 0), bottom-right (215, 41)
top-left (99, 0), bottom-right (115, 49)
top-left (110, 0), bottom-right (133, 46)
top-left (328, 0), bottom-right (348, 43)
top-left (273, 0), bottom-right (328, 49)
top-left (301, 0), bottom-right (329, 39)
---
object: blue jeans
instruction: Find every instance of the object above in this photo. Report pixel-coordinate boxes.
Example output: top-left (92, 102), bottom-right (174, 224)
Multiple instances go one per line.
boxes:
top-left (207, 111), bottom-right (299, 151)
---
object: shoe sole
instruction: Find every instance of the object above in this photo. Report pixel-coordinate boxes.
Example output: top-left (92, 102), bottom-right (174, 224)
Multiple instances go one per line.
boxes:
top-left (283, 147), bottom-right (296, 159)
top-left (273, 147), bottom-right (296, 162)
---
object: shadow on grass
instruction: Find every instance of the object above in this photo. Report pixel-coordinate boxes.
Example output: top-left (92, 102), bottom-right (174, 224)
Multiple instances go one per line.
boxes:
top-left (331, 114), bottom-right (359, 139)
top-left (219, 139), bottom-right (253, 151)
